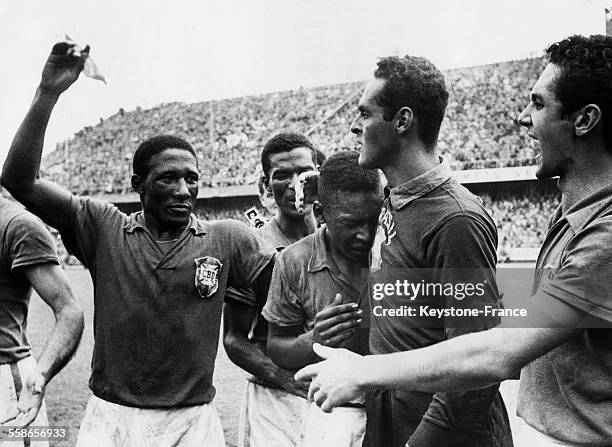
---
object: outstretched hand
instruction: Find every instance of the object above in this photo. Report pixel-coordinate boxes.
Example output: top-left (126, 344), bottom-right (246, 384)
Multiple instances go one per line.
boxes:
top-left (0, 371), bottom-right (46, 428)
top-left (295, 343), bottom-right (365, 412)
top-left (39, 41), bottom-right (89, 95)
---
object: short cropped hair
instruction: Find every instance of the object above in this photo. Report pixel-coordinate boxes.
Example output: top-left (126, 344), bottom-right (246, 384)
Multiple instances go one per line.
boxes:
top-left (374, 56), bottom-right (448, 146)
top-left (546, 34), bottom-right (612, 153)
top-left (261, 133), bottom-right (317, 178)
top-left (318, 151), bottom-right (382, 205)
top-left (315, 148), bottom-right (327, 167)
top-left (133, 135), bottom-right (197, 178)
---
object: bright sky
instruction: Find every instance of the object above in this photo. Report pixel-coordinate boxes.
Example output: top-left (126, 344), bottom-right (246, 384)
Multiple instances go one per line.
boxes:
top-left (0, 0), bottom-right (606, 162)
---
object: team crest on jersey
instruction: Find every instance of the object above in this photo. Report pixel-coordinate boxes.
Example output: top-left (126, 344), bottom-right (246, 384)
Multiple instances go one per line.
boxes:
top-left (194, 257), bottom-right (222, 299)
top-left (371, 200), bottom-right (397, 270)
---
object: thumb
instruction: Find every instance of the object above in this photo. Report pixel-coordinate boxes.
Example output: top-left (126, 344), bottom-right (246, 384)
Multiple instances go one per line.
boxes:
top-left (25, 372), bottom-right (46, 395)
top-left (332, 293), bottom-right (343, 306)
top-left (313, 342), bottom-right (338, 359)
top-left (32, 375), bottom-right (46, 395)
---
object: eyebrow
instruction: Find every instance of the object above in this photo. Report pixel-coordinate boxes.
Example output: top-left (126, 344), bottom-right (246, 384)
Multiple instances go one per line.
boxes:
top-left (273, 165), bottom-right (313, 173)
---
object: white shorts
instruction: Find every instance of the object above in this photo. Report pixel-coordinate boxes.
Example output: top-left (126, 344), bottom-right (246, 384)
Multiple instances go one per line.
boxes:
top-left (75, 395), bottom-right (226, 447)
top-left (238, 380), bottom-right (307, 447)
top-left (297, 402), bottom-right (366, 447)
top-left (0, 356), bottom-right (49, 447)
top-left (514, 422), bottom-right (574, 447)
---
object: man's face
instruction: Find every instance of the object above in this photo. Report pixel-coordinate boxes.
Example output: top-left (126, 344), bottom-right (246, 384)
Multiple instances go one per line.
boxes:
top-left (137, 148), bottom-right (199, 230)
top-left (351, 78), bottom-right (399, 169)
top-left (518, 63), bottom-right (574, 179)
top-left (266, 147), bottom-right (317, 218)
top-left (322, 190), bottom-right (382, 261)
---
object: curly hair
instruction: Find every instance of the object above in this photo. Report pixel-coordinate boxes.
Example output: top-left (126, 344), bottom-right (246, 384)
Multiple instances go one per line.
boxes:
top-left (133, 135), bottom-right (197, 178)
top-left (318, 151), bottom-right (382, 205)
top-left (374, 56), bottom-right (449, 147)
top-left (546, 34), bottom-right (612, 153)
top-left (261, 132), bottom-right (317, 178)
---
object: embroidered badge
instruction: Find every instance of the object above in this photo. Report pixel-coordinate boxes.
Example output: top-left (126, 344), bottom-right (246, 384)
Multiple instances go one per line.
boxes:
top-left (194, 257), bottom-right (222, 299)
top-left (371, 199), bottom-right (397, 269)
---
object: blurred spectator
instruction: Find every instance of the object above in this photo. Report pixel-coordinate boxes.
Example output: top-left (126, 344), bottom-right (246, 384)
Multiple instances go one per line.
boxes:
top-left (481, 192), bottom-right (560, 251)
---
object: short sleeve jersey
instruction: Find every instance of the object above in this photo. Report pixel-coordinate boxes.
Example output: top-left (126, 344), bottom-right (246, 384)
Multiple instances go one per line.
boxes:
top-left (262, 227), bottom-right (367, 356)
top-left (224, 217), bottom-right (293, 356)
top-left (0, 199), bottom-right (59, 364)
top-left (60, 196), bottom-right (275, 408)
top-left (518, 184), bottom-right (612, 445)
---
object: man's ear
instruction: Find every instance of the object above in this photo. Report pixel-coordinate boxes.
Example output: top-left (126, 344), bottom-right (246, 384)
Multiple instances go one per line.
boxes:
top-left (262, 174), bottom-right (272, 191)
top-left (132, 174), bottom-right (144, 194)
top-left (396, 107), bottom-right (414, 135)
top-left (313, 201), bottom-right (325, 226)
top-left (574, 104), bottom-right (602, 138)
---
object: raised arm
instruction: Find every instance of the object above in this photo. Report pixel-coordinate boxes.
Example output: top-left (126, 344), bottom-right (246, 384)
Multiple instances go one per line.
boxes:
top-left (6, 262), bottom-right (84, 427)
top-left (1, 42), bottom-right (88, 230)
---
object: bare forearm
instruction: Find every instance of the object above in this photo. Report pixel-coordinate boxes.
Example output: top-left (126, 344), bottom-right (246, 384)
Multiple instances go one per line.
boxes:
top-left (359, 329), bottom-right (519, 393)
top-left (36, 304), bottom-right (84, 384)
top-left (2, 88), bottom-right (59, 192)
top-left (359, 327), bottom-right (580, 393)
top-left (225, 334), bottom-right (294, 386)
top-left (268, 331), bottom-right (318, 370)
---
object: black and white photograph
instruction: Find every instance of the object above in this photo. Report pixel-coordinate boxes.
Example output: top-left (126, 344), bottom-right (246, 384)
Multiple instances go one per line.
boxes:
top-left (0, 1), bottom-right (610, 446)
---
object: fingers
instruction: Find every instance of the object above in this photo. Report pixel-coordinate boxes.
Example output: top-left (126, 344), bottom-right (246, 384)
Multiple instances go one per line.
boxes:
top-left (0, 406), bottom-right (37, 428)
top-left (321, 301), bottom-right (360, 315)
top-left (321, 328), bottom-right (357, 347)
top-left (312, 388), bottom-right (335, 413)
top-left (0, 408), bottom-right (19, 425)
top-left (307, 379), bottom-right (319, 402)
top-left (320, 398), bottom-right (335, 414)
top-left (315, 304), bottom-right (361, 330)
top-left (312, 342), bottom-right (338, 359)
top-left (295, 362), bottom-right (319, 382)
top-left (51, 42), bottom-right (74, 55)
top-left (12, 408), bottom-right (38, 428)
top-left (314, 311), bottom-right (362, 345)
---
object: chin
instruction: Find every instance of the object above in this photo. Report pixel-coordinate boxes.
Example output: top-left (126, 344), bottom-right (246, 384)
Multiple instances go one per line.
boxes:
top-left (358, 152), bottom-right (376, 169)
top-left (535, 165), bottom-right (559, 180)
top-left (165, 216), bottom-right (191, 228)
top-left (281, 206), bottom-right (304, 218)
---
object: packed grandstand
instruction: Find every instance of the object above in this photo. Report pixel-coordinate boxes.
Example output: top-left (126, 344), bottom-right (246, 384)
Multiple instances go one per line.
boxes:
top-left (40, 56), bottom-right (558, 257)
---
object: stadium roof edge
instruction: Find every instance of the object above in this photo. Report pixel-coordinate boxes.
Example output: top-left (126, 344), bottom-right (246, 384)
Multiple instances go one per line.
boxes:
top-left (100, 167), bottom-right (538, 204)
top-left (95, 184), bottom-right (258, 204)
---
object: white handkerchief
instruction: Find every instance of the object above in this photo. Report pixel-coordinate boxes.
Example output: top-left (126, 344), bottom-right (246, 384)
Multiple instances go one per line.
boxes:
top-left (65, 34), bottom-right (107, 84)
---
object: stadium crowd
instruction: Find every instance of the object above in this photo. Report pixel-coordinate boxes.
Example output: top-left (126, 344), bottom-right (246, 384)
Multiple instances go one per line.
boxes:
top-left (42, 58), bottom-right (545, 192)
top-left (5, 34), bottom-right (611, 447)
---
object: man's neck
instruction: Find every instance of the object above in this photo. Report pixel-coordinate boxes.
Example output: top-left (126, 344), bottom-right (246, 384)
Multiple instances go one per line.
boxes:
top-left (142, 211), bottom-right (189, 241)
top-left (382, 140), bottom-right (440, 188)
top-left (558, 150), bottom-right (612, 213)
top-left (275, 211), bottom-right (317, 243)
